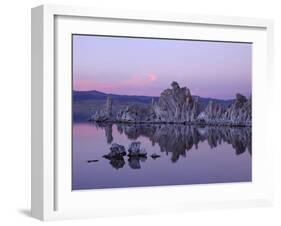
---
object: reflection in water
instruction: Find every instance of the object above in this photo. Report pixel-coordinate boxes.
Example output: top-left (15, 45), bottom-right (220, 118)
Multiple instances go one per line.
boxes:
top-left (104, 124), bottom-right (113, 144)
top-left (128, 156), bottom-right (147, 169)
top-left (73, 122), bottom-right (252, 189)
top-left (108, 156), bottom-right (125, 169)
top-left (96, 123), bottom-right (251, 165)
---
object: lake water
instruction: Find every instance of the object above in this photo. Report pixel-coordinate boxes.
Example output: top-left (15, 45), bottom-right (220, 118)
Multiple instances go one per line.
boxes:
top-left (72, 122), bottom-right (252, 190)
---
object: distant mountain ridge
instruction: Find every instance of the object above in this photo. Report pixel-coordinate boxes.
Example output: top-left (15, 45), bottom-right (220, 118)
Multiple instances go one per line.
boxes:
top-left (73, 90), bottom-right (234, 107)
top-left (73, 90), bottom-right (159, 104)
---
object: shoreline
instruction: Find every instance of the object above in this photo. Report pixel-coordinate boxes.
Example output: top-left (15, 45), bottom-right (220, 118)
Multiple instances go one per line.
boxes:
top-left (86, 119), bottom-right (251, 127)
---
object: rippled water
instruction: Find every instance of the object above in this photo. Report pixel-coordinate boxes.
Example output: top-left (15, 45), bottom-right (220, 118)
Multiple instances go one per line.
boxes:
top-left (72, 122), bottom-right (252, 190)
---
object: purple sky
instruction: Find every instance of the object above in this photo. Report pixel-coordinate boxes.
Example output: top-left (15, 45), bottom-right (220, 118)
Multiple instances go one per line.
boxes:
top-left (73, 35), bottom-right (252, 99)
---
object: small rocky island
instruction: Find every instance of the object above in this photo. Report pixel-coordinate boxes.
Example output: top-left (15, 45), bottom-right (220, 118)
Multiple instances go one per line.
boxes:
top-left (90, 81), bottom-right (251, 126)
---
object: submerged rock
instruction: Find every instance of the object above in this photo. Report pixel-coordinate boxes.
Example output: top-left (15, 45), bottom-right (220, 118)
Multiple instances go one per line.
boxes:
top-left (103, 143), bottom-right (126, 158)
top-left (128, 141), bottom-right (147, 156)
top-left (86, 159), bottom-right (99, 163)
top-left (151, 153), bottom-right (161, 159)
top-left (110, 143), bottom-right (126, 153)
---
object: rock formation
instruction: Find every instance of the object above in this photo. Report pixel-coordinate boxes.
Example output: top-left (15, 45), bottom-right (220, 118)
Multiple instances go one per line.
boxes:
top-left (227, 94), bottom-right (251, 126)
top-left (127, 141), bottom-right (147, 157)
top-left (116, 104), bottom-right (155, 123)
top-left (90, 96), bottom-right (113, 122)
top-left (153, 81), bottom-right (200, 123)
top-left (197, 94), bottom-right (251, 126)
top-left (103, 143), bottom-right (126, 159)
top-left (115, 81), bottom-right (201, 124)
top-left (90, 81), bottom-right (251, 126)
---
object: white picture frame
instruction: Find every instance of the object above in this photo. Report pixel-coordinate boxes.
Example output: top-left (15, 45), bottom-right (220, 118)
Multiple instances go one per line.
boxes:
top-left (31, 4), bottom-right (274, 221)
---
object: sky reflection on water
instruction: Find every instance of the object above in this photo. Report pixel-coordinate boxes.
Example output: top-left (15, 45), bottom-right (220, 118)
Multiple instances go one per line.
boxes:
top-left (72, 123), bottom-right (252, 190)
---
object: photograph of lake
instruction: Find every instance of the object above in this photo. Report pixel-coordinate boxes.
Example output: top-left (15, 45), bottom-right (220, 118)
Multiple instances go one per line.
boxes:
top-left (72, 34), bottom-right (252, 190)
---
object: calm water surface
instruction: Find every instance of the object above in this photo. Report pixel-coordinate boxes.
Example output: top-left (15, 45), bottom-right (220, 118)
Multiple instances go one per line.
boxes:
top-left (72, 122), bottom-right (251, 190)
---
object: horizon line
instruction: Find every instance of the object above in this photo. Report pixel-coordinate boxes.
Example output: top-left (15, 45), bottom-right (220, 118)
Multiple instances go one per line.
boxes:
top-left (73, 89), bottom-right (252, 101)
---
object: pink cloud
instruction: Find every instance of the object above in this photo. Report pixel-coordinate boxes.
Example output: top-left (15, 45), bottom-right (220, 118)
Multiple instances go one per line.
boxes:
top-left (74, 73), bottom-right (158, 94)
top-left (147, 73), bottom-right (157, 81)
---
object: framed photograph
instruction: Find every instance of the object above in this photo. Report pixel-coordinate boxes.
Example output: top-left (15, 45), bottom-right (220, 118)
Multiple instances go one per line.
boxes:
top-left (31, 4), bottom-right (274, 221)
